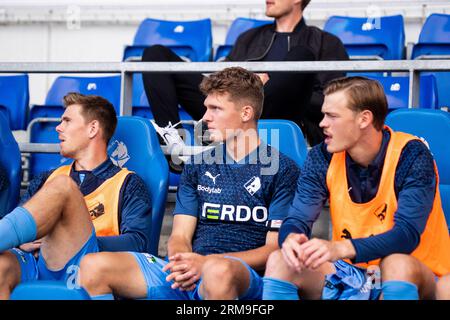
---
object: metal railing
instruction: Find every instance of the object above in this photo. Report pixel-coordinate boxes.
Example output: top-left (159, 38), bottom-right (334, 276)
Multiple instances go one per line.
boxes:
top-left (2, 59), bottom-right (450, 155)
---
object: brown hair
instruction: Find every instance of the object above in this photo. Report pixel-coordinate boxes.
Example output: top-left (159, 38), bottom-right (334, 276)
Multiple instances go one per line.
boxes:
top-left (199, 67), bottom-right (264, 120)
top-left (301, 0), bottom-right (311, 10)
top-left (63, 92), bottom-right (117, 143)
top-left (324, 76), bottom-right (388, 130)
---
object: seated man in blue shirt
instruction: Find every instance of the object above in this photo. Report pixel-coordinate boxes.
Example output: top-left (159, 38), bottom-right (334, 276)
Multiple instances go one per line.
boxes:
top-left (0, 93), bottom-right (151, 299)
top-left (78, 67), bottom-right (300, 300)
top-left (262, 76), bottom-right (450, 300)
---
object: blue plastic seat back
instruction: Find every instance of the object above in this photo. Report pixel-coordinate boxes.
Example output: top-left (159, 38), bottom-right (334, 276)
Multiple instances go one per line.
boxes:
top-left (28, 116), bottom-right (67, 180)
top-left (412, 13), bottom-right (450, 59)
top-left (386, 109), bottom-right (450, 231)
top-left (257, 119), bottom-right (308, 168)
top-left (0, 113), bottom-right (21, 217)
top-left (0, 74), bottom-right (29, 130)
top-left (324, 15), bottom-right (405, 60)
top-left (367, 74), bottom-right (438, 109)
top-left (124, 18), bottom-right (212, 62)
top-left (45, 75), bottom-right (121, 113)
top-left (11, 281), bottom-right (91, 300)
top-left (108, 116), bottom-right (169, 255)
top-left (411, 14), bottom-right (450, 108)
top-left (215, 17), bottom-right (272, 61)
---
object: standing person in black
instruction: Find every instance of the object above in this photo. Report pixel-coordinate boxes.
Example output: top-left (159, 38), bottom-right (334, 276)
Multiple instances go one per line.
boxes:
top-left (142, 0), bottom-right (348, 146)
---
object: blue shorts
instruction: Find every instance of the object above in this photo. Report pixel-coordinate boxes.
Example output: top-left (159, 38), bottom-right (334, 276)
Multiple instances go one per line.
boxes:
top-left (10, 229), bottom-right (99, 283)
top-left (321, 260), bottom-right (382, 300)
top-left (130, 253), bottom-right (263, 300)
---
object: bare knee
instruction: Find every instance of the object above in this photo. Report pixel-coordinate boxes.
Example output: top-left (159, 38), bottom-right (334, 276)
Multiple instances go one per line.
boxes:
top-left (381, 254), bottom-right (422, 283)
top-left (201, 258), bottom-right (240, 299)
top-left (79, 253), bottom-right (112, 295)
top-left (265, 250), bottom-right (294, 281)
top-left (45, 175), bottom-right (79, 197)
top-left (436, 275), bottom-right (450, 300)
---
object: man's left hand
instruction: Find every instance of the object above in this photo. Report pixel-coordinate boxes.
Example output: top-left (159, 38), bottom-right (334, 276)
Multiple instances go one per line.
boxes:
top-left (300, 239), bottom-right (355, 270)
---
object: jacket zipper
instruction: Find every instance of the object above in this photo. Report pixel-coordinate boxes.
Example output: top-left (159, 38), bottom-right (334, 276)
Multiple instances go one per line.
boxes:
top-left (247, 32), bottom-right (277, 61)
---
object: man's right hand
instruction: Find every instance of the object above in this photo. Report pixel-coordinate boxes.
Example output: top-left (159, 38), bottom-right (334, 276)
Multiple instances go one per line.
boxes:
top-left (281, 233), bottom-right (309, 272)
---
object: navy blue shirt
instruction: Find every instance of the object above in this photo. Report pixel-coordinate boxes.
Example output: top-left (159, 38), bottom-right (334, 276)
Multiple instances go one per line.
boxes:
top-left (279, 129), bottom-right (437, 263)
top-left (21, 159), bottom-right (152, 253)
top-left (174, 142), bottom-right (300, 255)
top-left (263, 33), bottom-right (291, 61)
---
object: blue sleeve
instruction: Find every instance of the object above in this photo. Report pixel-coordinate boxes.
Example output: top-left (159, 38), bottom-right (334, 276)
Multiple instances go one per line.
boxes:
top-left (268, 156), bottom-right (300, 221)
top-left (19, 171), bottom-right (52, 205)
top-left (97, 173), bottom-right (152, 253)
top-left (350, 140), bottom-right (436, 263)
top-left (173, 162), bottom-right (199, 217)
top-left (278, 144), bottom-right (330, 246)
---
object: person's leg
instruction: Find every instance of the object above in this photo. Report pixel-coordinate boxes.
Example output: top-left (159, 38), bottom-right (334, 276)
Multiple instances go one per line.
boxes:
top-left (436, 274), bottom-right (450, 300)
top-left (0, 252), bottom-right (21, 299)
top-left (380, 254), bottom-right (436, 300)
top-left (198, 257), bottom-right (256, 300)
top-left (80, 252), bottom-right (190, 300)
top-left (79, 252), bottom-right (148, 299)
top-left (1, 175), bottom-right (94, 272)
top-left (141, 45), bottom-right (206, 127)
top-left (262, 249), bottom-right (335, 300)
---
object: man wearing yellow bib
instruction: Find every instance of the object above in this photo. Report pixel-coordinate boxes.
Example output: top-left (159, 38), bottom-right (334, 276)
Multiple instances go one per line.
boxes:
top-left (0, 93), bottom-right (151, 299)
top-left (262, 77), bottom-right (450, 300)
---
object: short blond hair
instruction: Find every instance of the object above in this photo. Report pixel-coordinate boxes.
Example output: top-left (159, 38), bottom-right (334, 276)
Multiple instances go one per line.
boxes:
top-left (199, 67), bottom-right (264, 120)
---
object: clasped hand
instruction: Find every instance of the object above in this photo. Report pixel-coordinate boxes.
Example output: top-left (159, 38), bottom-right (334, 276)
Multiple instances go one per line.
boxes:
top-left (281, 233), bottom-right (347, 272)
top-left (162, 252), bottom-right (206, 291)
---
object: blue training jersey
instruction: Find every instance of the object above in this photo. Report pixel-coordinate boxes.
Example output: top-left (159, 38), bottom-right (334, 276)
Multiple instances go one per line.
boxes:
top-left (174, 142), bottom-right (300, 255)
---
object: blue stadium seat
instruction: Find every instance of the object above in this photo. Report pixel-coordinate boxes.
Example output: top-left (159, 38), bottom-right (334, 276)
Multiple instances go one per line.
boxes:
top-left (0, 112), bottom-right (21, 217)
top-left (324, 15), bottom-right (405, 60)
top-left (215, 17), bottom-right (272, 61)
top-left (386, 109), bottom-right (450, 232)
top-left (44, 75), bottom-right (121, 112)
top-left (11, 281), bottom-right (91, 300)
top-left (258, 119), bottom-right (307, 168)
top-left (0, 74), bottom-right (29, 130)
top-left (123, 18), bottom-right (213, 62)
top-left (367, 74), bottom-right (438, 109)
top-left (412, 13), bottom-right (450, 108)
top-left (28, 75), bottom-right (122, 179)
top-left (411, 13), bottom-right (450, 59)
top-left (108, 116), bottom-right (169, 255)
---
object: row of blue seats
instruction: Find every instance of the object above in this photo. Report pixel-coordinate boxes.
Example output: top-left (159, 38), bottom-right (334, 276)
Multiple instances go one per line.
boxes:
top-left (2, 13), bottom-right (450, 130)
top-left (0, 70), bottom-right (443, 133)
top-left (5, 107), bottom-right (450, 300)
top-left (0, 72), bottom-right (442, 182)
top-left (125, 14), bottom-right (450, 62)
top-left (123, 14), bottom-right (450, 107)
